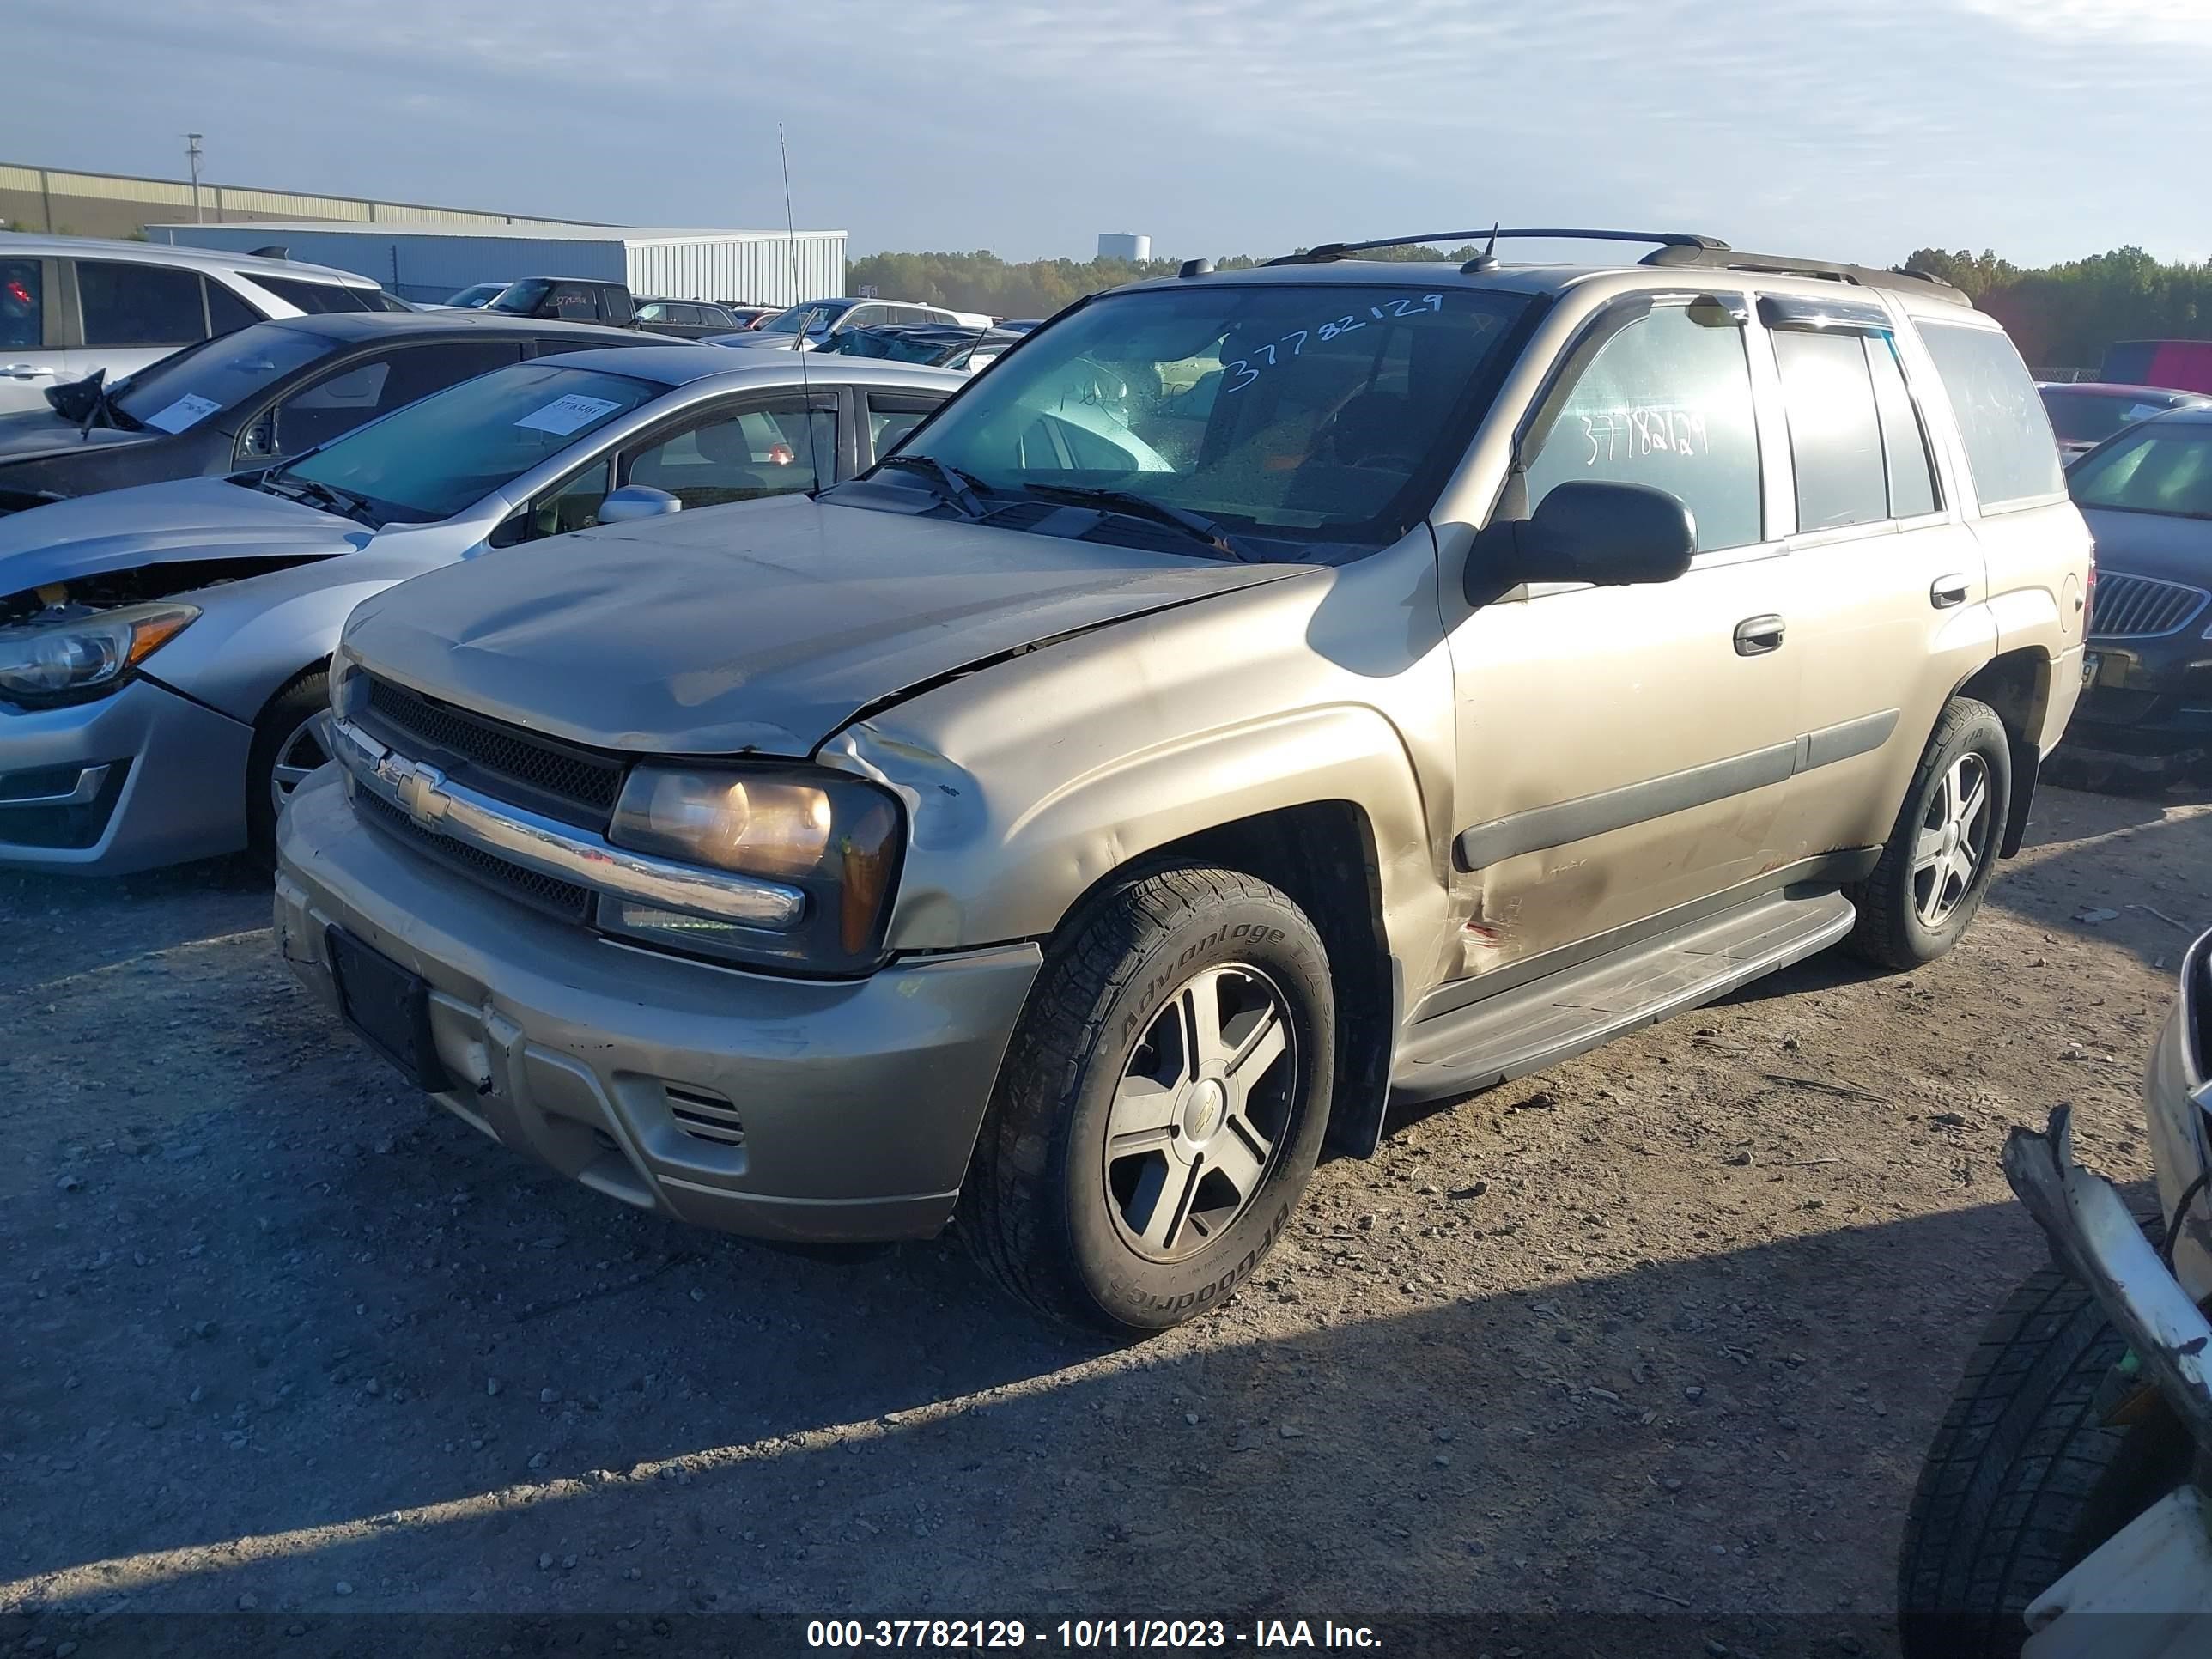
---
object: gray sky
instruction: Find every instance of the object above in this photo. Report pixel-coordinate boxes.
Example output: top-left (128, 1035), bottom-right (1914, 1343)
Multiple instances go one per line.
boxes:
top-left (14, 0), bottom-right (2209, 266)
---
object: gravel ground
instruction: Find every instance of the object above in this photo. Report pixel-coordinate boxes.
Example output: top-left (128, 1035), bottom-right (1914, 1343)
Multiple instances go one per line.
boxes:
top-left (2, 781), bottom-right (2209, 1655)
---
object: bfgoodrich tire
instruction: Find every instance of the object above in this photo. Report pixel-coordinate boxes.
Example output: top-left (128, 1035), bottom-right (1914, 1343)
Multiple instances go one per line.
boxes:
top-left (1847, 696), bottom-right (2011, 970)
top-left (1897, 1259), bottom-right (2191, 1659)
top-left (960, 863), bottom-right (1334, 1335)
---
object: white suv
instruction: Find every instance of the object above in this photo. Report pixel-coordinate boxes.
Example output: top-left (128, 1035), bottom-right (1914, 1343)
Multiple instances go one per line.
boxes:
top-left (0, 234), bottom-right (395, 414)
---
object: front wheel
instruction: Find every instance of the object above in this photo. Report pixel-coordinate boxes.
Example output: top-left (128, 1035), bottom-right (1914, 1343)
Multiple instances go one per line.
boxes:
top-left (1898, 1259), bottom-right (2192, 1659)
top-left (246, 670), bottom-right (332, 869)
top-left (1847, 696), bottom-right (2011, 969)
top-left (960, 864), bottom-right (1334, 1334)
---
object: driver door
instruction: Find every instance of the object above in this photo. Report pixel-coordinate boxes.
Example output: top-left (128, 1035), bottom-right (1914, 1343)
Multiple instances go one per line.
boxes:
top-left (1442, 294), bottom-right (1806, 981)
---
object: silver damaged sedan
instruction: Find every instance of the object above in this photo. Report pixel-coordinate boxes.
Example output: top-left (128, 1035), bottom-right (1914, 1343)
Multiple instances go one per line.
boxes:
top-left (0, 346), bottom-right (963, 872)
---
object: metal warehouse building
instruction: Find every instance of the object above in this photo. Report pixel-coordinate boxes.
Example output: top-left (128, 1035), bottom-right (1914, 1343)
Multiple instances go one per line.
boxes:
top-left (144, 222), bottom-right (848, 307)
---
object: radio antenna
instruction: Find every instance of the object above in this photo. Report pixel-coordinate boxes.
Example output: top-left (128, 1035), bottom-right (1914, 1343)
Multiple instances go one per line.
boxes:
top-left (777, 123), bottom-right (821, 492)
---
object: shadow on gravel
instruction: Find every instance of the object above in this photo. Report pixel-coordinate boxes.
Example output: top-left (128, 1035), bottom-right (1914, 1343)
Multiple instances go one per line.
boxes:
top-left (1, 1145), bottom-right (2056, 1632)
top-left (0, 857), bottom-right (272, 988)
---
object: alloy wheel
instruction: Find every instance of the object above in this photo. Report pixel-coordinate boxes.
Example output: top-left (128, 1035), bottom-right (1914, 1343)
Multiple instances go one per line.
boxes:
top-left (1103, 963), bottom-right (1297, 1263)
top-left (1911, 753), bottom-right (1992, 928)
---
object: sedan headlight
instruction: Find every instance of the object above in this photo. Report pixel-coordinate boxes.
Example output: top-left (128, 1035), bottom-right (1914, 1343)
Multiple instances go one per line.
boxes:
top-left (602, 764), bottom-right (903, 972)
top-left (0, 602), bottom-right (199, 705)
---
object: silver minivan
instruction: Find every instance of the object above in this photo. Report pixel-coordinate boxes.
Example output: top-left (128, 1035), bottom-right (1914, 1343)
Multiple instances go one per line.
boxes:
top-left (0, 234), bottom-right (393, 414)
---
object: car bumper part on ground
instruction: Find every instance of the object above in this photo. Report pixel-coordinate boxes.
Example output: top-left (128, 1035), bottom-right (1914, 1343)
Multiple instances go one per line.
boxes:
top-left (273, 767), bottom-right (1042, 1243)
top-left (0, 676), bottom-right (252, 872)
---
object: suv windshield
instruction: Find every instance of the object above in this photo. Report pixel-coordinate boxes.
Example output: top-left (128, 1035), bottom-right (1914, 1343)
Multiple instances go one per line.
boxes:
top-left (271, 362), bottom-right (662, 525)
top-left (879, 282), bottom-right (1531, 550)
top-left (112, 323), bottom-right (336, 428)
top-left (487, 280), bottom-right (560, 316)
top-left (760, 299), bottom-right (855, 336)
top-left (2069, 422), bottom-right (2212, 520)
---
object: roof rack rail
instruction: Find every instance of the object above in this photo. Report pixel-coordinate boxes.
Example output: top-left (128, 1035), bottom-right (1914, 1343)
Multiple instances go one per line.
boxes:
top-left (1640, 242), bottom-right (1966, 302)
top-left (1267, 228), bottom-right (1726, 266)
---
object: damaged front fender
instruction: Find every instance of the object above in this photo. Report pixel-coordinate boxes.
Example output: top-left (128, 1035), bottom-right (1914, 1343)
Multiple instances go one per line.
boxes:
top-left (2003, 1105), bottom-right (2212, 1449)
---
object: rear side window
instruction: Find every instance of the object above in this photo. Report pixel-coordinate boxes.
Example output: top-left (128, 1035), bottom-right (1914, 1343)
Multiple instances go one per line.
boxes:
top-left (0, 259), bottom-right (40, 351)
top-left (1918, 321), bottom-right (2064, 512)
top-left (204, 278), bottom-right (261, 336)
top-left (252, 276), bottom-right (373, 314)
top-left (1772, 329), bottom-right (1939, 529)
top-left (1774, 331), bottom-right (1887, 531)
top-left (1524, 301), bottom-right (1764, 554)
top-left (77, 260), bottom-right (207, 347)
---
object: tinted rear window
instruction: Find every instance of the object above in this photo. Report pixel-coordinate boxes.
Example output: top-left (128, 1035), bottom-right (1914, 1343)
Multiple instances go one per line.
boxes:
top-left (252, 276), bottom-right (374, 314)
top-left (1917, 322), bottom-right (2064, 512)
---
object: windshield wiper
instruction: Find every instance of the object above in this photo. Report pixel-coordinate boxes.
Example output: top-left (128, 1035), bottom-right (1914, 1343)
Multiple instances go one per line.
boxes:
top-left (1014, 483), bottom-right (1261, 563)
top-left (271, 475), bottom-right (384, 528)
top-left (873, 453), bottom-right (990, 520)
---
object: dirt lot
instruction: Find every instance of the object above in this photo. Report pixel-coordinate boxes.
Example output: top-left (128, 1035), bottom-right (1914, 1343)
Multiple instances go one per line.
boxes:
top-left (3, 781), bottom-right (2209, 1654)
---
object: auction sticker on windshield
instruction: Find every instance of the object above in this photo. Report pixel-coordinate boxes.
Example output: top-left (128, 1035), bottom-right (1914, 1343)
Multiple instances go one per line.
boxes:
top-left (514, 393), bottom-right (623, 436)
top-left (143, 392), bottom-right (223, 434)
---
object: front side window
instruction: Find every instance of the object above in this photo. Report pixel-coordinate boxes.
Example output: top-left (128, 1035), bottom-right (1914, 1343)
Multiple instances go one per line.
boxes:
top-left (2069, 424), bottom-right (2212, 520)
top-left (0, 259), bottom-right (40, 351)
top-left (76, 260), bottom-right (207, 348)
top-left (626, 400), bottom-right (836, 507)
top-left (112, 323), bottom-right (334, 428)
top-left (868, 392), bottom-right (941, 457)
top-left (276, 362), bottom-right (662, 523)
top-left (1918, 320), bottom-right (2064, 512)
top-left (890, 282), bottom-right (1531, 550)
top-left (1523, 301), bottom-right (1763, 554)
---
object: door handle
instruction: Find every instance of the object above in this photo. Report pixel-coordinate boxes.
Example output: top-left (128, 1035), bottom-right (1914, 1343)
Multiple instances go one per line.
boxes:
top-left (1930, 573), bottom-right (1970, 609)
top-left (1734, 614), bottom-right (1785, 656)
top-left (0, 364), bottom-right (58, 380)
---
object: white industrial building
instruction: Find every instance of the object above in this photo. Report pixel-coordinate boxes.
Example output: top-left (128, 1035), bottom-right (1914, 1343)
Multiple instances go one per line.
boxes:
top-left (1097, 232), bottom-right (1151, 262)
top-left (146, 221), bottom-right (847, 307)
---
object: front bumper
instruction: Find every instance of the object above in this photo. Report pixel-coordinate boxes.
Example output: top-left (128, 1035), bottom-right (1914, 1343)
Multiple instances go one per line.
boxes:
top-left (274, 768), bottom-right (1042, 1243)
top-left (2057, 648), bottom-right (2212, 771)
top-left (0, 676), bottom-right (252, 872)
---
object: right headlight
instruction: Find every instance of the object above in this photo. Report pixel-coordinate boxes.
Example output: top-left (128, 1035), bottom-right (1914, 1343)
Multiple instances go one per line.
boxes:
top-left (601, 763), bottom-right (904, 973)
top-left (0, 602), bottom-right (199, 706)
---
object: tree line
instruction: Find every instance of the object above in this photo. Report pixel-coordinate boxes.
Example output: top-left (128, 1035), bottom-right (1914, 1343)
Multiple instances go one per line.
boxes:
top-left (851, 243), bottom-right (2212, 372)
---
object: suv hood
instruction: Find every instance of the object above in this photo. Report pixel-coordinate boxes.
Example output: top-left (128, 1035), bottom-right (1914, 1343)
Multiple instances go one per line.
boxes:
top-left (343, 492), bottom-right (1305, 755)
top-left (0, 477), bottom-right (357, 595)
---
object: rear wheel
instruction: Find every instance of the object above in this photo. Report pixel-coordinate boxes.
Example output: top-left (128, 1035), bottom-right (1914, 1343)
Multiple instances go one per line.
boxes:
top-left (1898, 1258), bottom-right (2192, 1659)
top-left (961, 863), bottom-right (1334, 1334)
top-left (1847, 697), bottom-right (2010, 969)
top-left (246, 670), bottom-right (332, 869)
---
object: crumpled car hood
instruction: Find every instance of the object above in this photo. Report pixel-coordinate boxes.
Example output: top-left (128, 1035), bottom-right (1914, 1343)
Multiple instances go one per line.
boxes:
top-left (343, 491), bottom-right (1304, 756)
top-left (0, 477), bottom-right (356, 594)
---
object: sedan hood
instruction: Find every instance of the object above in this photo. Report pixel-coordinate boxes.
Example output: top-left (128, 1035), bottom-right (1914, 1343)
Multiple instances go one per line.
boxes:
top-left (0, 477), bottom-right (357, 595)
top-left (0, 408), bottom-right (161, 468)
top-left (343, 492), bottom-right (1304, 755)
top-left (2081, 505), bottom-right (2212, 588)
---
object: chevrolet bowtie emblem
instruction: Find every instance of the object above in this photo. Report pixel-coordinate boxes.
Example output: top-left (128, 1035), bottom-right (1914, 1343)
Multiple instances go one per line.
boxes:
top-left (397, 762), bottom-right (450, 830)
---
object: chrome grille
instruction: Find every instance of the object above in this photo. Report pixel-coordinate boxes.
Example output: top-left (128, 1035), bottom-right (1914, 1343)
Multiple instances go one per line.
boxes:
top-left (2090, 573), bottom-right (2210, 641)
top-left (357, 676), bottom-right (626, 826)
top-left (355, 787), bottom-right (593, 923)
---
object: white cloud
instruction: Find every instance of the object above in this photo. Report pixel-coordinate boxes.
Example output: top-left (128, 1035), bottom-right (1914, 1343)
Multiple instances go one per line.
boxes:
top-left (1957, 0), bottom-right (2212, 47)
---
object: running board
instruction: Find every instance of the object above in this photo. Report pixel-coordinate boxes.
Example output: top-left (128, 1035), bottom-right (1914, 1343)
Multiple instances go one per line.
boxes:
top-left (1389, 890), bottom-right (1856, 1105)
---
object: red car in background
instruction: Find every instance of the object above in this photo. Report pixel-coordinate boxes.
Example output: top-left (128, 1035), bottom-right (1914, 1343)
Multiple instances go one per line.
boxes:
top-left (2100, 338), bottom-right (2212, 396)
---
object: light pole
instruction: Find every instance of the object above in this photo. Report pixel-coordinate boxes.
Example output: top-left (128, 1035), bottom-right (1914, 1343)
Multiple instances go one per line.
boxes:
top-left (185, 134), bottom-right (204, 223)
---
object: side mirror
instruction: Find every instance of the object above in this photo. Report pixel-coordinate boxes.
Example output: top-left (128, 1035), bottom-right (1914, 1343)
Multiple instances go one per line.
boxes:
top-left (1467, 481), bottom-right (1695, 602)
top-left (596, 485), bottom-right (683, 525)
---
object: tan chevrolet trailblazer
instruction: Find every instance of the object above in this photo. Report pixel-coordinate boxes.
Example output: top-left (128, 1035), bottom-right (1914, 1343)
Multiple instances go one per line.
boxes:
top-left (275, 229), bottom-right (2091, 1333)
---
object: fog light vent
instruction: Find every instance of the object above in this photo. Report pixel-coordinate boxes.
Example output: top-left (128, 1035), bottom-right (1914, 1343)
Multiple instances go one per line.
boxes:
top-left (665, 1084), bottom-right (744, 1146)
